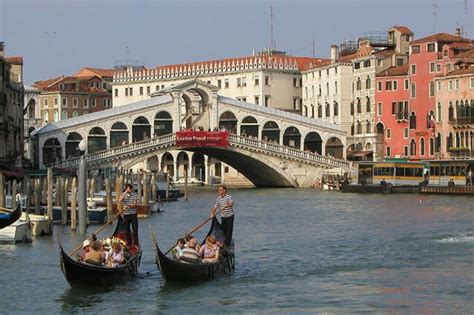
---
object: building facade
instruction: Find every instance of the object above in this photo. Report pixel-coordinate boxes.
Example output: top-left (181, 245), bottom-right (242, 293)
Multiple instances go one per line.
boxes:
top-left (0, 42), bottom-right (24, 166)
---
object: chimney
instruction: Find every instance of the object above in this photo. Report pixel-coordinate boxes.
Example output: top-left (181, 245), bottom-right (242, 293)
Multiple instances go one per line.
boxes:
top-left (455, 28), bottom-right (461, 36)
top-left (330, 45), bottom-right (338, 63)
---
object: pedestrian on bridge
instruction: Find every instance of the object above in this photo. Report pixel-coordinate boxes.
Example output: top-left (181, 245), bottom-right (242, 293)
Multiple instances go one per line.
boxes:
top-left (210, 185), bottom-right (234, 248)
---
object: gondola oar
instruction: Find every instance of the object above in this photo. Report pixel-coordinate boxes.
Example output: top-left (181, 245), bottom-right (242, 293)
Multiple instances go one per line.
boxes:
top-left (69, 207), bottom-right (126, 256)
top-left (163, 208), bottom-right (224, 256)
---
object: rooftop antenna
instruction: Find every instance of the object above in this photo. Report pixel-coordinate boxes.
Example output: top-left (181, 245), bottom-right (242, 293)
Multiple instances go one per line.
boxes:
top-left (432, 0), bottom-right (438, 33)
top-left (270, 5), bottom-right (275, 50)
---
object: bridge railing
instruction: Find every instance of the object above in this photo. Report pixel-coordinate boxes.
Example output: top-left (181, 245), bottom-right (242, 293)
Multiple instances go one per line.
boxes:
top-left (228, 134), bottom-right (351, 168)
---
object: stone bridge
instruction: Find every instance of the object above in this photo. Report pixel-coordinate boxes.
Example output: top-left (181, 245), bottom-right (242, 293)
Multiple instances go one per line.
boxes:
top-left (31, 80), bottom-right (350, 187)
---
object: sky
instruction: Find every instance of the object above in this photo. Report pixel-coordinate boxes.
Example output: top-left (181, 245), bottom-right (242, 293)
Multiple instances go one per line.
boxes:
top-left (1, 0), bottom-right (472, 85)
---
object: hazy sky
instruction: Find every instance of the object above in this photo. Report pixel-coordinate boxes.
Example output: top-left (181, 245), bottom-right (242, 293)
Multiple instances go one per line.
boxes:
top-left (1, 0), bottom-right (472, 85)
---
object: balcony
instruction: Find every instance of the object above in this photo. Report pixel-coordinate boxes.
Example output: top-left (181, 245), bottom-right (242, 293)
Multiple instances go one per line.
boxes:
top-left (448, 117), bottom-right (474, 126)
top-left (396, 112), bottom-right (408, 121)
top-left (448, 147), bottom-right (473, 159)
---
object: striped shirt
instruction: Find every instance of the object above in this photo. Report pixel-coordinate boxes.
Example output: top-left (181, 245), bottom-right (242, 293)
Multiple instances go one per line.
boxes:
top-left (122, 191), bottom-right (138, 215)
top-left (214, 193), bottom-right (234, 218)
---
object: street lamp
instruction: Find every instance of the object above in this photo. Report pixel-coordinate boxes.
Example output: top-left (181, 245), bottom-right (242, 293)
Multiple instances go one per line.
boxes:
top-left (77, 139), bottom-right (87, 235)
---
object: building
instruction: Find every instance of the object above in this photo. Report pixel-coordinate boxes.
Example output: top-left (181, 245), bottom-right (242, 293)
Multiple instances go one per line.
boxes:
top-left (302, 26), bottom-right (413, 161)
top-left (375, 65), bottom-right (410, 158)
top-left (407, 30), bottom-right (472, 160)
top-left (434, 46), bottom-right (474, 159)
top-left (23, 86), bottom-right (41, 163)
top-left (32, 67), bottom-right (114, 123)
top-left (0, 42), bottom-right (24, 166)
top-left (112, 49), bottom-right (326, 112)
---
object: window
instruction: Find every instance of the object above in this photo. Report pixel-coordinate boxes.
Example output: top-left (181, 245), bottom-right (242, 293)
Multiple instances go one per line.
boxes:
top-left (264, 95), bottom-right (270, 107)
top-left (378, 81), bottom-right (383, 91)
top-left (437, 81), bottom-right (441, 91)
top-left (429, 62), bottom-right (435, 73)
top-left (471, 77), bottom-right (474, 88)
top-left (114, 88), bottom-right (118, 97)
top-left (404, 79), bottom-right (409, 90)
top-left (61, 111), bottom-right (67, 120)
top-left (350, 102), bottom-right (354, 115)
top-left (242, 77), bottom-right (246, 87)
top-left (404, 128), bottom-right (409, 139)
top-left (386, 146), bottom-right (391, 157)
top-left (91, 98), bottom-right (96, 107)
top-left (396, 58), bottom-right (404, 66)
top-left (129, 87), bottom-right (133, 96)
top-left (265, 76), bottom-right (270, 86)
top-left (73, 98), bottom-right (78, 108)
top-left (83, 99), bottom-right (89, 108)
top-left (411, 83), bottom-right (416, 98)
top-left (139, 86), bottom-right (143, 95)
top-left (366, 76), bottom-right (371, 89)
top-left (357, 98), bottom-right (361, 113)
top-left (254, 96), bottom-right (259, 105)
top-left (436, 64), bottom-right (441, 72)
top-left (448, 80), bottom-right (453, 91)
top-left (293, 78), bottom-right (297, 87)
top-left (217, 80), bottom-right (222, 88)
top-left (366, 97), bottom-right (371, 112)
top-left (156, 85), bottom-right (159, 91)
top-left (403, 146), bottom-right (408, 156)
top-left (356, 78), bottom-right (361, 90)
top-left (326, 82), bottom-right (329, 95)
top-left (392, 102), bottom-right (397, 114)
top-left (455, 79), bottom-right (459, 90)
top-left (54, 97), bottom-right (58, 106)
top-left (354, 62), bottom-right (360, 70)
top-left (393, 80), bottom-right (398, 91)
top-left (326, 69), bottom-right (329, 76)
top-left (62, 98), bottom-right (67, 106)
top-left (410, 139), bottom-right (416, 155)
top-left (237, 78), bottom-right (242, 87)
top-left (377, 102), bottom-right (382, 116)
top-left (325, 102), bottom-right (330, 117)
top-left (147, 86), bottom-right (150, 94)
top-left (364, 60), bottom-right (371, 67)
top-left (335, 82), bottom-right (338, 94)
top-left (411, 64), bottom-right (416, 75)
top-left (318, 104), bottom-right (322, 118)
top-left (385, 81), bottom-right (392, 91)
top-left (225, 79), bottom-right (229, 88)
top-left (72, 111), bottom-right (78, 118)
top-left (254, 75), bottom-right (259, 86)
top-left (44, 98), bottom-right (48, 106)
top-left (412, 45), bottom-right (420, 54)
top-left (366, 121), bottom-right (371, 133)
top-left (420, 138), bottom-right (425, 155)
top-left (427, 43), bottom-right (435, 52)
top-left (409, 112), bottom-right (416, 129)
top-left (333, 102), bottom-right (338, 116)
top-left (437, 102), bottom-right (442, 122)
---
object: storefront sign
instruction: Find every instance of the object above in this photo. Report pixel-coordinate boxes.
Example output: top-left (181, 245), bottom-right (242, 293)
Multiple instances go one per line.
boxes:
top-left (176, 131), bottom-right (229, 148)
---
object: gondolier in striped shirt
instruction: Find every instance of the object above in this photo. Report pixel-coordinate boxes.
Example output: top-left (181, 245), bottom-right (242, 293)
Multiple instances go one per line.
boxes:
top-left (210, 185), bottom-right (234, 247)
top-left (118, 183), bottom-right (139, 246)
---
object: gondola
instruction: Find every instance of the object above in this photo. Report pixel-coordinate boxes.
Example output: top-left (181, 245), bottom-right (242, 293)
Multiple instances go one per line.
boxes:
top-left (0, 194), bottom-right (22, 229)
top-left (153, 217), bottom-right (235, 282)
top-left (60, 217), bottom-right (142, 286)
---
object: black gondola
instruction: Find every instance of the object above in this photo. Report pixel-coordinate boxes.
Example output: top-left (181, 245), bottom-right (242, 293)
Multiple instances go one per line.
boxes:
top-left (153, 217), bottom-right (235, 282)
top-left (60, 217), bottom-right (142, 286)
top-left (0, 194), bottom-right (22, 229)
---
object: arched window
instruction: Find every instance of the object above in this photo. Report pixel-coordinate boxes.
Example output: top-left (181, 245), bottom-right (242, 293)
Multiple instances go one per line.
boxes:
top-left (357, 98), bottom-right (361, 113)
top-left (325, 103), bottom-right (330, 117)
top-left (54, 110), bottom-right (59, 122)
top-left (437, 102), bottom-right (442, 122)
top-left (73, 111), bottom-right (78, 117)
top-left (357, 121), bottom-right (362, 134)
top-left (366, 97), bottom-right (371, 112)
top-left (61, 111), bottom-right (68, 120)
top-left (366, 75), bottom-right (371, 89)
top-left (366, 121), bottom-right (371, 133)
top-left (410, 139), bottom-right (416, 155)
top-left (448, 102), bottom-right (454, 120)
top-left (333, 102), bottom-right (338, 116)
top-left (43, 112), bottom-right (48, 122)
top-left (429, 81), bottom-right (435, 97)
top-left (411, 82), bottom-right (416, 98)
top-left (317, 104), bottom-right (322, 118)
top-left (420, 138), bottom-right (425, 155)
top-left (409, 112), bottom-right (417, 129)
top-left (430, 138), bottom-right (434, 155)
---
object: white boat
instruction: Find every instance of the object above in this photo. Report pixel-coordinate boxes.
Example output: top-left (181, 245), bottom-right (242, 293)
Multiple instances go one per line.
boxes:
top-left (0, 218), bottom-right (32, 243)
top-left (22, 213), bottom-right (52, 236)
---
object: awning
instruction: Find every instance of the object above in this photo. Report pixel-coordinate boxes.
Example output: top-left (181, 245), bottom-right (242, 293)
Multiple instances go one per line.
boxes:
top-left (0, 163), bottom-right (25, 178)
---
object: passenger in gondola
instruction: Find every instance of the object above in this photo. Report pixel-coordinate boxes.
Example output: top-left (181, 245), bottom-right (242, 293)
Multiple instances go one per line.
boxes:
top-left (180, 238), bottom-right (200, 263)
top-left (184, 234), bottom-right (201, 251)
top-left (79, 239), bottom-right (91, 261)
top-left (171, 238), bottom-right (185, 261)
top-left (85, 241), bottom-right (103, 265)
top-left (107, 241), bottom-right (125, 267)
top-left (199, 235), bottom-right (220, 263)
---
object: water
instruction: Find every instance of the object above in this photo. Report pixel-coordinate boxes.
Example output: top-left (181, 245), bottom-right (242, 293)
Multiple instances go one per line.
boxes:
top-left (1, 189), bottom-right (473, 314)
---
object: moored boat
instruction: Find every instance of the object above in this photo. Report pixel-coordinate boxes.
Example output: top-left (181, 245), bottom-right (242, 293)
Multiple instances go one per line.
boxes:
top-left (152, 217), bottom-right (235, 282)
top-left (22, 213), bottom-right (53, 236)
top-left (0, 194), bottom-right (22, 229)
top-left (60, 217), bottom-right (142, 286)
top-left (0, 219), bottom-right (32, 243)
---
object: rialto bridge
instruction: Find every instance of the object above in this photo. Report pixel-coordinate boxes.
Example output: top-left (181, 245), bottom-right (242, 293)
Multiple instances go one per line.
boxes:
top-left (31, 80), bottom-right (351, 187)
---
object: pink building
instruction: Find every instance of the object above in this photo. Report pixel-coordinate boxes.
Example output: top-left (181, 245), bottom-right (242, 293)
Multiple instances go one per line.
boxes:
top-left (407, 31), bottom-right (472, 160)
top-left (375, 65), bottom-right (410, 158)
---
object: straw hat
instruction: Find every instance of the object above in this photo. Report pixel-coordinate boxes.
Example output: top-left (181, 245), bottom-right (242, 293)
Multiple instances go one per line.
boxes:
top-left (82, 239), bottom-right (91, 248)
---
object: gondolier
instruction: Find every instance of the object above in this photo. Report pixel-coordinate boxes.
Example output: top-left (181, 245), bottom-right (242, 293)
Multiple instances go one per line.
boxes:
top-left (210, 185), bottom-right (234, 247)
top-left (118, 184), bottom-right (139, 246)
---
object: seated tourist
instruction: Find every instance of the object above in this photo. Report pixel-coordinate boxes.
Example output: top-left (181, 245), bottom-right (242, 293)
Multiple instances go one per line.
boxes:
top-left (199, 235), bottom-right (220, 263)
top-left (180, 238), bottom-right (200, 263)
top-left (79, 239), bottom-right (91, 261)
top-left (85, 240), bottom-right (103, 265)
top-left (107, 241), bottom-right (125, 267)
top-left (172, 238), bottom-right (185, 261)
top-left (184, 234), bottom-right (201, 251)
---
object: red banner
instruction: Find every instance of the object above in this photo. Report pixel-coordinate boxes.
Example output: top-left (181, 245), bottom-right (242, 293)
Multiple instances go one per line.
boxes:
top-left (176, 131), bottom-right (229, 148)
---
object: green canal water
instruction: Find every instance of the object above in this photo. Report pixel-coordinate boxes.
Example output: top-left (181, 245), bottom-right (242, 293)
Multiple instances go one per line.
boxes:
top-left (0, 188), bottom-right (473, 314)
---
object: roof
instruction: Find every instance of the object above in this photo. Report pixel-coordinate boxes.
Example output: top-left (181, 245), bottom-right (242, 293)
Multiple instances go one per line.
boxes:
top-left (410, 33), bottom-right (473, 45)
top-left (32, 75), bottom-right (109, 93)
top-left (391, 26), bottom-right (414, 35)
top-left (32, 94), bottom-right (173, 137)
top-left (74, 67), bottom-right (115, 78)
top-left (6, 56), bottom-right (23, 65)
top-left (32, 76), bottom-right (65, 89)
top-left (435, 67), bottom-right (474, 78)
top-left (376, 64), bottom-right (409, 77)
top-left (374, 49), bottom-right (396, 58)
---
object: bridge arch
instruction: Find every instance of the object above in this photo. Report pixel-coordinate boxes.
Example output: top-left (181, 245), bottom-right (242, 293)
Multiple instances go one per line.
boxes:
top-left (43, 138), bottom-right (62, 165)
top-left (66, 132), bottom-right (82, 159)
top-left (160, 152), bottom-right (175, 177)
top-left (132, 116), bottom-right (151, 142)
top-left (262, 121), bottom-right (280, 143)
top-left (325, 136), bottom-right (344, 159)
top-left (240, 116), bottom-right (258, 138)
top-left (110, 122), bottom-right (129, 148)
top-left (283, 126), bottom-right (301, 149)
top-left (219, 111), bottom-right (237, 133)
top-left (176, 151), bottom-right (189, 179)
top-left (154, 111), bottom-right (173, 136)
top-left (88, 127), bottom-right (106, 153)
top-left (303, 131), bottom-right (322, 154)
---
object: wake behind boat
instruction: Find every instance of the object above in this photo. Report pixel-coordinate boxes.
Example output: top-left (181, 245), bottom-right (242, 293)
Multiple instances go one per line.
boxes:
top-left (152, 217), bottom-right (235, 282)
top-left (60, 217), bottom-right (142, 286)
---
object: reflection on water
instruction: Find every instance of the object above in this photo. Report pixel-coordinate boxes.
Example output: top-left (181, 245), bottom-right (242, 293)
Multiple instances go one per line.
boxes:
top-left (0, 189), bottom-right (473, 313)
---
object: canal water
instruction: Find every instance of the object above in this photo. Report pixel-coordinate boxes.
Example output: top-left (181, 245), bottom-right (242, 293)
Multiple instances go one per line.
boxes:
top-left (1, 189), bottom-right (473, 314)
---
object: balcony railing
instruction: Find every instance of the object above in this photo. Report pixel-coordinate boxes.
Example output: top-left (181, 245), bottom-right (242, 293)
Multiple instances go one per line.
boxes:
top-left (396, 112), bottom-right (408, 121)
top-left (448, 117), bottom-right (474, 125)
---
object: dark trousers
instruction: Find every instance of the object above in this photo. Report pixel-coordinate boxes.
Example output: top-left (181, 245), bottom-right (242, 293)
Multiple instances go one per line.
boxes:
top-left (221, 215), bottom-right (234, 247)
top-left (123, 213), bottom-right (139, 246)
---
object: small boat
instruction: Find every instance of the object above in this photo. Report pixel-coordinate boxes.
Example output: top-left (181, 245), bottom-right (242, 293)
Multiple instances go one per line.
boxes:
top-left (0, 194), bottom-right (22, 229)
top-left (60, 217), bottom-right (142, 286)
top-left (38, 205), bottom-right (107, 224)
top-left (0, 218), bottom-right (33, 243)
top-left (22, 213), bottom-right (53, 236)
top-left (152, 217), bottom-right (235, 282)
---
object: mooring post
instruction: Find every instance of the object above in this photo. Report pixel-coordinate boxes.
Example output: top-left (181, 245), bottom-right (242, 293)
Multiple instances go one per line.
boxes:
top-left (78, 156), bottom-right (87, 235)
top-left (71, 177), bottom-right (77, 231)
top-left (165, 173), bottom-right (169, 200)
top-left (34, 178), bottom-right (40, 214)
top-left (151, 173), bottom-right (157, 202)
top-left (143, 173), bottom-right (149, 206)
top-left (184, 166), bottom-right (188, 201)
top-left (12, 179), bottom-right (17, 209)
top-left (62, 177), bottom-right (69, 225)
top-left (47, 168), bottom-right (53, 220)
top-left (105, 177), bottom-right (113, 221)
top-left (0, 173), bottom-right (4, 208)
